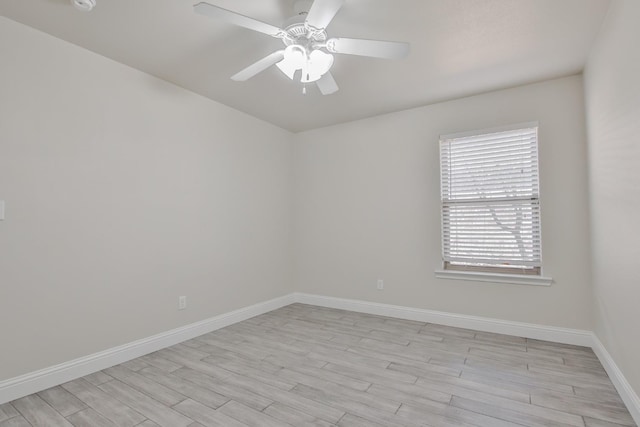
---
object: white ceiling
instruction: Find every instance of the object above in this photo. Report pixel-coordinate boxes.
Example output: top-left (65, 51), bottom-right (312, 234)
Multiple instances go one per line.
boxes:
top-left (0, 0), bottom-right (611, 132)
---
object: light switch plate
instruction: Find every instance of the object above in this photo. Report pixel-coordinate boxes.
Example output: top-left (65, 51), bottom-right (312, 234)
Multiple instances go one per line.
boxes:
top-left (0, 201), bottom-right (4, 220)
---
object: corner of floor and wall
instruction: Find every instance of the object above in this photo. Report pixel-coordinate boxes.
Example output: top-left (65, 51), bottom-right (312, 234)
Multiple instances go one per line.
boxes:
top-left (1, 0), bottom-right (639, 423)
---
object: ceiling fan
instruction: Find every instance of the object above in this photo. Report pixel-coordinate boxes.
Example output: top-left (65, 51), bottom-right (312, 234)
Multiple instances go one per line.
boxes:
top-left (193, 0), bottom-right (410, 95)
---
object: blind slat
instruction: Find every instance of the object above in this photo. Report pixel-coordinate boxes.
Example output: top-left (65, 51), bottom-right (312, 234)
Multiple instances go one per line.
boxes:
top-left (443, 128), bottom-right (537, 144)
top-left (443, 146), bottom-right (538, 161)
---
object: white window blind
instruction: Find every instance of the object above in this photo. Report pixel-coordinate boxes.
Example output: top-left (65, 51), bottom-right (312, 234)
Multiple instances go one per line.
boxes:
top-left (440, 124), bottom-right (542, 275)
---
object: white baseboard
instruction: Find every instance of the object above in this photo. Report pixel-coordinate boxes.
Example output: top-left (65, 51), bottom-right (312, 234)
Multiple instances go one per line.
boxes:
top-left (294, 293), bottom-right (593, 346)
top-left (591, 335), bottom-right (640, 424)
top-left (0, 293), bottom-right (296, 405)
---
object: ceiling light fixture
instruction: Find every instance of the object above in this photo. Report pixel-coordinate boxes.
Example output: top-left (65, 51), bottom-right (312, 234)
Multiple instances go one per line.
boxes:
top-left (193, 0), bottom-right (410, 95)
top-left (71, 0), bottom-right (96, 12)
top-left (276, 45), bottom-right (334, 83)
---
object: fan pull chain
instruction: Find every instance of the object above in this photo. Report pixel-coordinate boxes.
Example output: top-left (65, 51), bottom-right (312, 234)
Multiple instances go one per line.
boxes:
top-left (302, 84), bottom-right (307, 95)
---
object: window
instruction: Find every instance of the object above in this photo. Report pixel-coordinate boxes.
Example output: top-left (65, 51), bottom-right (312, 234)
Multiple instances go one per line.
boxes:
top-left (438, 123), bottom-right (549, 284)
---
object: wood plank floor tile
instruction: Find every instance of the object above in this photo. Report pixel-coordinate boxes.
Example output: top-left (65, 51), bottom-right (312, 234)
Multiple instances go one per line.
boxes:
top-left (201, 347), bottom-right (283, 374)
top-left (458, 369), bottom-right (570, 396)
top-left (97, 379), bottom-right (192, 427)
top-left (121, 358), bottom-right (149, 372)
top-left (445, 390), bottom-right (585, 426)
top-left (378, 357), bottom-right (462, 378)
top-left (277, 368), bottom-right (401, 414)
top-left (530, 391), bottom-right (636, 425)
top-left (469, 345), bottom-right (565, 365)
top-left (306, 348), bottom-right (392, 370)
top-left (366, 382), bottom-right (452, 407)
top-left (420, 323), bottom-right (478, 339)
top-left (171, 399), bottom-right (247, 427)
top-left (0, 416), bottom-right (32, 427)
top-left (102, 365), bottom-right (187, 407)
top-left (62, 378), bottom-right (146, 427)
top-left (474, 331), bottom-right (527, 346)
top-left (4, 304), bottom-right (635, 427)
top-left (138, 354), bottom-right (183, 373)
top-left (336, 413), bottom-right (386, 427)
top-left (461, 362), bottom-right (577, 393)
top-left (171, 367), bottom-right (273, 411)
top-left (323, 361), bottom-right (417, 386)
top-left (12, 394), bottom-right (74, 427)
top-left (282, 363), bottom-right (372, 391)
top-left (353, 338), bottom-right (432, 363)
top-left (81, 371), bottom-right (113, 386)
top-left (137, 366), bottom-right (230, 409)
top-left (37, 385), bottom-right (87, 417)
top-left (218, 400), bottom-right (292, 427)
top-left (583, 417), bottom-right (636, 427)
top-left (65, 408), bottom-right (116, 427)
top-left (0, 403), bottom-right (19, 423)
top-left (396, 401), bottom-right (519, 427)
top-left (348, 368), bottom-right (573, 425)
top-left (176, 365), bottom-right (346, 424)
top-left (263, 352), bottom-right (328, 370)
top-left (292, 383), bottom-right (412, 427)
top-left (573, 386), bottom-right (628, 409)
top-left (209, 359), bottom-right (295, 391)
top-left (449, 396), bottom-right (568, 427)
top-left (263, 402), bottom-right (334, 427)
top-left (390, 365), bottom-right (531, 403)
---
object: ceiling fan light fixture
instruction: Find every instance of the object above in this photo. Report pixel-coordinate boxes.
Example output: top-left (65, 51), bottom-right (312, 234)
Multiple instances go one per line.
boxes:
top-left (193, 0), bottom-right (409, 95)
top-left (299, 50), bottom-right (333, 83)
top-left (276, 45), bottom-right (333, 83)
top-left (307, 49), bottom-right (334, 80)
top-left (275, 57), bottom-right (297, 80)
top-left (71, 0), bottom-right (96, 12)
top-left (276, 45), bottom-right (306, 79)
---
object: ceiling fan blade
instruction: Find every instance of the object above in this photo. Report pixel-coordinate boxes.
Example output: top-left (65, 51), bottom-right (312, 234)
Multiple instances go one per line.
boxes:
top-left (326, 38), bottom-right (410, 59)
top-left (194, 2), bottom-right (283, 37)
top-left (305, 0), bottom-right (345, 29)
top-left (231, 51), bottom-right (285, 81)
top-left (316, 72), bottom-right (339, 95)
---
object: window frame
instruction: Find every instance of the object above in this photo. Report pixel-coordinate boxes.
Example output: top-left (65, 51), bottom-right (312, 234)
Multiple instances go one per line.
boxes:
top-left (435, 122), bottom-right (552, 286)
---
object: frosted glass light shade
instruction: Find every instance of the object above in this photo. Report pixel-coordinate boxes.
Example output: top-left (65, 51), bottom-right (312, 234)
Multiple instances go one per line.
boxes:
top-left (276, 45), bottom-right (334, 83)
top-left (301, 50), bottom-right (334, 83)
top-left (276, 45), bottom-right (306, 79)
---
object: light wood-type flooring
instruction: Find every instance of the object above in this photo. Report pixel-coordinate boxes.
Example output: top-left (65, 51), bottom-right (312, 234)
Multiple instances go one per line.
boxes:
top-left (1, 303), bottom-right (636, 427)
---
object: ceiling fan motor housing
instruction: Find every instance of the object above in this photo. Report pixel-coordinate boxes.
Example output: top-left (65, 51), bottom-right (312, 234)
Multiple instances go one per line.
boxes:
top-left (283, 0), bottom-right (329, 46)
top-left (282, 23), bottom-right (327, 47)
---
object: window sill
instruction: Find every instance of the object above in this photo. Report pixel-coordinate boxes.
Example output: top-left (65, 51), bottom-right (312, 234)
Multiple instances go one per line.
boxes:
top-left (434, 270), bottom-right (553, 286)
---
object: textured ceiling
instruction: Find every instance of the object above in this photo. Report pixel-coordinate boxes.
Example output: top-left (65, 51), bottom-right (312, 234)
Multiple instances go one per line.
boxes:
top-left (0, 0), bottom-right (611, 132)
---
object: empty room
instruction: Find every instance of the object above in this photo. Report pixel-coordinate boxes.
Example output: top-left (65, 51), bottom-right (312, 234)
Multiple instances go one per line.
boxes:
top-left (1, 0), bottom-right (639, 426)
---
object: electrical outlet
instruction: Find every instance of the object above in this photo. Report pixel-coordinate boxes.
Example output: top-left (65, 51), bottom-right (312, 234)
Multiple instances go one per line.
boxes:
top-left (178, 296), bottom-right (187, 310)
top-left (377, 279), bottom-right (384, 290)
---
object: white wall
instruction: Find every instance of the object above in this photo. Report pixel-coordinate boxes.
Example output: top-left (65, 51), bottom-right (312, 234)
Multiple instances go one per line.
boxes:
top-left (0, 9), bottom-right (605, 388)
top-left (584, 0), bottom-right (640, 397)
top-left (0, 17), bottom-right (294, 382)
top-left (293, 75), bottom-right (593, 330)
